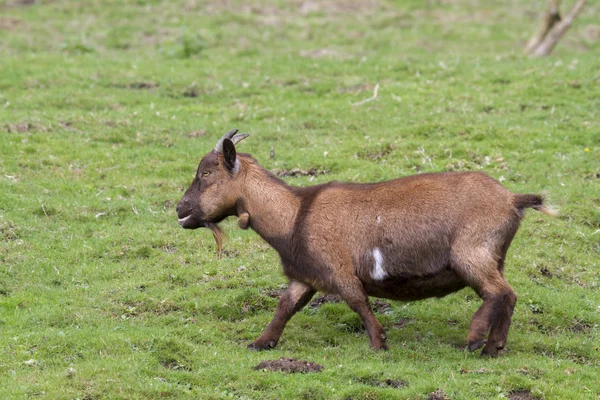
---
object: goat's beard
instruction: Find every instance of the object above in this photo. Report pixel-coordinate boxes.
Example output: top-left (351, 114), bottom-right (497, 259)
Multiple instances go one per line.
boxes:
top-left (205, 222), bottom-right (226, 259)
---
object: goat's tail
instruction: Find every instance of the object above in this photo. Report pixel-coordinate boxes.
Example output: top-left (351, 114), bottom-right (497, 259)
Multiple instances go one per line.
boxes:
top-left (514, 194), bottom-right (559, 216)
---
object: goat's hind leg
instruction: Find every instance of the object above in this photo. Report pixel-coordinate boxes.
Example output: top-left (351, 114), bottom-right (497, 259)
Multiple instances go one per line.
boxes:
top-left (482, 284), bottom-right (516, 356)
top-left (452, 250), bottom-right (511, 356)
top-left (248, 280), bottom-right (315, 350)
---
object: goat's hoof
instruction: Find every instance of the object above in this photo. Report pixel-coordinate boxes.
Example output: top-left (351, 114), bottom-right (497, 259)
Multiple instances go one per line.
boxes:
top-left (481, 343), bottom-right (501, 357)
top-left (248, 340), bottom-right (277, 351)
top-left (467, 338), bottom-right (485, 352)
top-left (370, 343), bottom-right (389, 351)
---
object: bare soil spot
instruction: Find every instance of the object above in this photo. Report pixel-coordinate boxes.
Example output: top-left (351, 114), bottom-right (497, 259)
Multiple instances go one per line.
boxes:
top-left (0, 219), bottom-right (20, 241)
top-left (357, 377), bottom-right (407, 389)
top-left (539, 266), bottom-right (553, 278)
top-left (112, 82), bottom-right (159, 90)
top-left (221, 249), bottom-right (239, 258)
top-left (262, 288), bottom-right (286, 299)
top-left (459, 367), bottom-right (489, 374)
top-left (254, 357), bottom-right (323, 373)
top-left (371, 299), bottom-right (392, 314)
top-left (6, 122), bottom-right (45, 133)
top-left (188, 129), bottom-right (206, 138)
top-left (508, 389), bottom-right (541, 400)
top-left (162, 361), bottom-right (191, 371)
top-left (3, 0), bottom-right (36, 6)
top-left (162, 245), bottom-right (177, 254)
top-left (154, 299), bottom-right (181, 315)
top-left (428, 389), bottom-right (450, 400)
top-left (357, 143), bottom-right (393, 161)
top-left (570, 320), bottom-right (592, 333)
top-left (309, 294), bottom-right (341, 308)
top-left (299, 48), bottom-right (340, 59)
top-left (392, 318), bottom-right (413, 329)
top-left (0, 17), bottom-right (22, 30)
top-left (182, 83), bottom-right (200, 98)
top-left (297, 0), bottom-right (383, 16)
top-left (582, 24), bottom-right (600, 44)
top-left (128, 82), bottom-right (159, 89)
top-left (273, 167), bottom-right (329, 177)
top-left (337, 82), bottom-right (372, 94)
top-left (427, 389), bottom-right (450, 400)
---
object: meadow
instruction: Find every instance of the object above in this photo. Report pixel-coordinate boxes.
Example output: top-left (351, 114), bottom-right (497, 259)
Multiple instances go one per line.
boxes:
top-left (0, 0), bottom-right (599, 398)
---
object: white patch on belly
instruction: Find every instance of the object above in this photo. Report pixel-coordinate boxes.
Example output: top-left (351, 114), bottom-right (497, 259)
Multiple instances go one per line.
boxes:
top-left (371, 248), bottom-right (387, 280)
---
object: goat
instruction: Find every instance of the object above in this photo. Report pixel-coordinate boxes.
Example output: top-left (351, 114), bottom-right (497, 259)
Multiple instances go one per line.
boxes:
top-left (176, 129), bottom-right (555, 356)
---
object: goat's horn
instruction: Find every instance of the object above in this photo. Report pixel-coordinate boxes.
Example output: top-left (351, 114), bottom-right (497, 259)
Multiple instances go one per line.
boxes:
top-left (214, 128), bottom-right (239, 152)
top-left (231, 133), bottom-right (249, 145)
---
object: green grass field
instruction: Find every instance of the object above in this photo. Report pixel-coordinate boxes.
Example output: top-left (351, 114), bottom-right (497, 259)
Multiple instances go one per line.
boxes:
top-left (1, 0), bottom-right (599, 398)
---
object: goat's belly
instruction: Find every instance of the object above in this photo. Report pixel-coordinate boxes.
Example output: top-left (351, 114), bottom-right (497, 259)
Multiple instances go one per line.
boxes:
top-left (363, 269), bottom-right (466, 301)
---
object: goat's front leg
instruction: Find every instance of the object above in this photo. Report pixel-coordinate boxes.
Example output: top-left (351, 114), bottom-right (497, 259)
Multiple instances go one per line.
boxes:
top-left (337, 277), bottom-right (388, 350)
top-left (248, 280), bottom-right (315, 350)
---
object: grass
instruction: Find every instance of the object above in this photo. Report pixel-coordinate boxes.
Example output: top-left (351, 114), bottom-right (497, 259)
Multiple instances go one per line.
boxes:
top-left (1, 0), bottom-right (599, 398)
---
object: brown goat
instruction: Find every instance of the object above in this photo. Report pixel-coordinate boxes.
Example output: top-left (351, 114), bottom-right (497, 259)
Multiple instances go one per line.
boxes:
top-left (176, 129), bottom-right (555, 356)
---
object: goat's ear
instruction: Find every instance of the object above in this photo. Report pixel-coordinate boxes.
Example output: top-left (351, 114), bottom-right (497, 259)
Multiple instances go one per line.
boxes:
top-left (222, 138), bottom-right (237, 172)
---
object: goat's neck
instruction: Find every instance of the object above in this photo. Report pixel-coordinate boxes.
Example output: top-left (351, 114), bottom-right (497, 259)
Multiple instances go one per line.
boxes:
top-left (238, 164), bottom-right (299, 251)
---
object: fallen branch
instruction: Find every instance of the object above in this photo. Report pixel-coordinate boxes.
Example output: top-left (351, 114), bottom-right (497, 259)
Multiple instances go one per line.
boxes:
top-left (525, 0), bottom-right (588, 57)
top-left (351, 84), bottom-right (379, 106)
top-left (525, 0), bottom-right (562, 54)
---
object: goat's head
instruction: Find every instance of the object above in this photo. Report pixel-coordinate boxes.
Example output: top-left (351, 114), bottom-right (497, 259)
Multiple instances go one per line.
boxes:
top-left (176, 128), bottom-right (248, 230)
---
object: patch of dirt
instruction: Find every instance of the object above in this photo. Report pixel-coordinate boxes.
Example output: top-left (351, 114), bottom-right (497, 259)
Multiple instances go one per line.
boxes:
top-left (162, 245), bottom-right (177, 254)
top-left (140, 28), bottom-right (176, 45)
top-left (129, 82), bottom-right (159, 89)
top-left (309, 294), bottom-right (341, 309)
top-left (262, 288), bottom-right (286, 299)
top-left (0, 17), bottom-right (21, 30)
top-left (582, 24), bottom-right (600, 44)
top-left (162, 361), bottom-right (191, 371)
top-left (195, 0), bottom-right (383, 17)
top-left (566, 352), bottom-right (597, 366)
top-left (273, 167), bottom-right (329, 177)
top-left (392, 318), bottom-right (413, 329)
top-left (299, 48), bottom-right (339, 59)
top-left (337, 82), bottom-right (372, 94)
top-left (187, 129), bottom-right (206, 138)
top-left (459, 368), bottom-right (489, 374)
top-left (2, 0), bottom-right (36, 6)
top-left (182, 83), bottom-right (200, 98)
top-left (507, 389), bottom-right (541, 400)
top-left (539, 266), bottom-right (553, 278)
top-left (371, 299), bottom-right (392, 314)
top-left (516, 367), bottom-right (543, 378)
top-left (297, 0), bottom-right (383, 15)
top-left (112, 82), bottom-right (159, 90)
top-left (6, 122), bottom-right (45, 133)
top-left (0, 219), bottom-right (20, 241)
top-left (357, 377), bottom-right (407, 389)
top-left (254, 357), bottom-right (323, 373)
top-left (428, 389), bottom-right (450, 400)
top-left (571, 320), bottom-right (592, 333)
top-left (357, 143), bottom-right (394, 161)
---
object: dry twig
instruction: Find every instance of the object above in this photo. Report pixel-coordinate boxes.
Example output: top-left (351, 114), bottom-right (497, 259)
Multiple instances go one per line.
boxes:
top-left (351, 84), bottom-right (379, 106)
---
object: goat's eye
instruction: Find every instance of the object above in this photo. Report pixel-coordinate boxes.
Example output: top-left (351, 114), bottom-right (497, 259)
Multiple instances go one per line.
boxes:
top-left (202, 171), bottom-right (211, 177)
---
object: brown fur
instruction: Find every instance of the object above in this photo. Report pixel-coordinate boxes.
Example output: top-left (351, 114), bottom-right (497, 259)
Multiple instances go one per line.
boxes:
top-left (177, 137), bottom-right (553, 356)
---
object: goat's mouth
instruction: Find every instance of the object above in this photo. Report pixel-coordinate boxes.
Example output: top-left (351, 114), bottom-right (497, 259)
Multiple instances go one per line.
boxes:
top-left (177, 214), bottom-right (205, 229)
